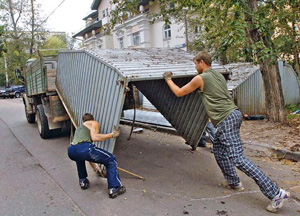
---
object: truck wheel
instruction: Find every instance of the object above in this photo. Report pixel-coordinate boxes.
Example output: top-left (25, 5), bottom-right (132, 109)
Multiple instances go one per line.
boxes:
top-left (25, 105), bottom-right (35, 123)
top-left (15, 92), bottom-right (20, 98)
top-left (36, 104), bottom-right (51, 139)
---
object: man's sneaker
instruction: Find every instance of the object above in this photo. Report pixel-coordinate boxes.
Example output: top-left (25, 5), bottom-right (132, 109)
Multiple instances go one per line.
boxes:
top-left (198, 137), bottom-right (206, 147)
top-left (228, 182), bottom-right (244, 191)
top-left (79, 178), bottom-right (89, 190)
top-left (109, 186), bottom-right (126, 199)
top-left (266, 188), bottom-right (290, 213)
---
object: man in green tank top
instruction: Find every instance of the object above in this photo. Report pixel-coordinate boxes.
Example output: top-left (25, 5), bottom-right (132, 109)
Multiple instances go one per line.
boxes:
top-left (162, 51), bottom-right (289, 213)
top-left (68, 113), bottom-right (126, 199)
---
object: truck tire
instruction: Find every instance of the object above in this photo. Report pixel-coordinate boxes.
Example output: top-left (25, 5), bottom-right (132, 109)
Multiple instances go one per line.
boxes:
top-left (36, 104), bottom-right (51, 139)
top-left (25, 105), bottom-right (35, 123)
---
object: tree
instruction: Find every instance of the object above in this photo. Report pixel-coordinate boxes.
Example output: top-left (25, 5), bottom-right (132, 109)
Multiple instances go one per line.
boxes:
top-left (24, 0), bottom-right (46, 57)
top-left (270, 0), bottom-right (300, 78)
top-left (0, 25), bottom-right (7, 57)
top-left (2, 0), bottom-right (27, 71)
top-left (2, 0), bottom-right (46, 69)
top-left (111, 0), bottom-right (300, 123)
top-left (40, 34), bottom-right (67, 56)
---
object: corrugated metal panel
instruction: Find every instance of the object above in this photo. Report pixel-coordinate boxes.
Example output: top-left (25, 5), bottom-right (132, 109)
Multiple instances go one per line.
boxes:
top-left (231, 69), bottom-right (265, 115)
top-left (230, 60), bottom-right (300, 115)
top-left (56, 51), bottom-right (126, 153)
top-left (55, 49), bottom-right (227, 152)
top-left (279, 61), bottom-right (300, 104)
top-left (87, 48), bottom-right (228, 81)
top-left (133, 78), bottom-right (208, 149)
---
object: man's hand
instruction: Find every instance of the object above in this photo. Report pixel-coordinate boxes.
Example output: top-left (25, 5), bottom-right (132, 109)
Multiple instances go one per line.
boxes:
top-left (163, 71), bottom-right (173, 81)
top-left (112, 125), bottom-right (120, 138)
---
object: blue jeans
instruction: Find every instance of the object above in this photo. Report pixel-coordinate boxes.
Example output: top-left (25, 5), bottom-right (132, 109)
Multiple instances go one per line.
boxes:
top-left (68, 142), bottom-right (122, 189)
top-left (199, 122), bottom-right (216, 146)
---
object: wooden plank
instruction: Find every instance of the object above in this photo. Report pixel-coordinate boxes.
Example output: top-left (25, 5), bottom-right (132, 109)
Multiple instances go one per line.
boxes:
top-left (49, 95), bottom-right (69, 122)
top-left (47, 77), bottom-right (56, 91)
top-left (46, 69), bottom-right (57, 91)
top-left (47, 69), bottom-right (56, 77)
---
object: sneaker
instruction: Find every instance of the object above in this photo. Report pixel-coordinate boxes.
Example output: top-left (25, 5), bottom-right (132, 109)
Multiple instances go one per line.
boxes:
top-left (79, 178), bottom-right (89, 190)
top-left (198, 137), bottom-right (206, 148)
top-left (266, 188), bottom-right (290, 213)
top-left (228, 182), bottom-right (244, 192)
top-left (109, 185), bottom-right (126, 199)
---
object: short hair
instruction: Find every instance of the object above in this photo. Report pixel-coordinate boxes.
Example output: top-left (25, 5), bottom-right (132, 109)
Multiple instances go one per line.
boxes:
top-left (82, 113), bottom-right (94, 122)
top-left (193, 52), bottom-right (212, 66)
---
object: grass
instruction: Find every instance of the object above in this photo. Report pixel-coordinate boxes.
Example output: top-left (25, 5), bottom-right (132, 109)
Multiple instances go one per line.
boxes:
top-left (285, 103), bottom-right (300, 123)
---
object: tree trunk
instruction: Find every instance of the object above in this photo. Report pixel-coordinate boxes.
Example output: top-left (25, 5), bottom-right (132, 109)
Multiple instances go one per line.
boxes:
top-left (259, 60), bottom-right (286, 123)
top-left (294, 50), bottom-right (300, 78)
top-left (292, 22), bottom-right (300, 77)
top-left (30, 0), bottom-right (35, 58)
top-left (246, 0), bottom-right (286, 123)
top-left (8, 0), bottom-right (23, 71)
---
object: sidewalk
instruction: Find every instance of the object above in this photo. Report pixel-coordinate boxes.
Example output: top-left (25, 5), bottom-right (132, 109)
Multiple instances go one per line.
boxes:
top-left (0, 118), bottom-right (84, 216)
top-left (123, 109), bottom-right (300, 162)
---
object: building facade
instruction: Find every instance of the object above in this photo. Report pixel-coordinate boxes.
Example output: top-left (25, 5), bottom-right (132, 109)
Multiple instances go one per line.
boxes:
top-left (73, 0), bottom-right (189, 50)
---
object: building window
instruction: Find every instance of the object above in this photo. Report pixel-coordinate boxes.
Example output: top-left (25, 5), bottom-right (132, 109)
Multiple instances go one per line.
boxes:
top-left (163, 25), bottom-right (171, 39)
top-left (119, 37), bottom-right (124, 49)
top-left (132, 32), bottom-right (140, 46)
top-left (195, 26), bottom-right (202, 33)
top-left (103, 8), bottom-right (109, 18)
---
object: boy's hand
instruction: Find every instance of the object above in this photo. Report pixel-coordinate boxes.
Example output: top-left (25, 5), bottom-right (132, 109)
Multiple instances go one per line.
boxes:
top-left (163, 71), bottom-right (173, 81)
top-left (112, 126), bottom-right (120, 138)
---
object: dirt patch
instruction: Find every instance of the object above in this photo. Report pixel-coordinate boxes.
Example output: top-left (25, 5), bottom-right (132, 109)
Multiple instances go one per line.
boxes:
top-left (240, 118), bottom-right (300, 152)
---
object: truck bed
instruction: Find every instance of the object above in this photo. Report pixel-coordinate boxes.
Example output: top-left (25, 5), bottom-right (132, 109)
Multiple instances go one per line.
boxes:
top-left (25, 57), bottom-right (57, 96)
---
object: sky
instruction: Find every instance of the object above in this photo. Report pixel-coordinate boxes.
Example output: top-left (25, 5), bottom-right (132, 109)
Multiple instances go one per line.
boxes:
top-left (39, 0), bottom-right (93, 35)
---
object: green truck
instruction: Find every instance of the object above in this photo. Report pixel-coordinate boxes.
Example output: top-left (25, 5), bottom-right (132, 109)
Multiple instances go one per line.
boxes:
top-left (22, 56), bottom-right (70, 138)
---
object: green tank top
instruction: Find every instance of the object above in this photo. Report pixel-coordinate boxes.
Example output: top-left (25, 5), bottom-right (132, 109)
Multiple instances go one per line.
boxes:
top-left (199, 68), bottom-right (237, 126)
top-left (72, 125), bottom-right (92, 144)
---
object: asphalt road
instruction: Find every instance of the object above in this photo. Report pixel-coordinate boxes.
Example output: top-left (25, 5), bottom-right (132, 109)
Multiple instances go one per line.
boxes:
top-left (0, 98), bottom-right (299, 216)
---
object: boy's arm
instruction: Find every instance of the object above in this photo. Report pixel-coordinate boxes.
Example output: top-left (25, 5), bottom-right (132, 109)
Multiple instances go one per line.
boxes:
top-left (164, 72), bottom-right (203, 97)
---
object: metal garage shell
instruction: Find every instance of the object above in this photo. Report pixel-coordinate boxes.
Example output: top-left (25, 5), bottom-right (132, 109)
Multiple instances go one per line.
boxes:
top-left (228, 61), bottom-right (300, 115)
top-left (56, 48), bottom-right (227, 152)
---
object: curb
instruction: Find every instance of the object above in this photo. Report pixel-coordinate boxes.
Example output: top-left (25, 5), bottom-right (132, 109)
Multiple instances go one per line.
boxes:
top-left (270, 148), bottom-right (300, 162)
top-left (243, 141), bottom-right (300, 162)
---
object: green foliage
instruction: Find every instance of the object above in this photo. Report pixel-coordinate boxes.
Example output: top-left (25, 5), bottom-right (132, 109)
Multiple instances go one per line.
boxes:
top-left (39, 35), bottom-right (67, 56)
top-left (285, 102), bottom-right (300, 113)
top-left (0, 73), bottom-right (5, 87)
top-left (0, 25), bottom-right (7, 57)
top-left (286, 102), bottom-right (300, 120)
top-left (110, 0), bottom-right (300, 66)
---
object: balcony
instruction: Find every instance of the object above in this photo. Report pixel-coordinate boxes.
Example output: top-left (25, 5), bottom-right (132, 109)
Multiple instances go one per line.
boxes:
top-left (73, 20), bottom-right (102, 38)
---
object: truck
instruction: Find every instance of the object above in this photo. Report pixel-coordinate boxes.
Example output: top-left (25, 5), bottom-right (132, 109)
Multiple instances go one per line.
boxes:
top-left (22, 56), bottom-right (70, 139)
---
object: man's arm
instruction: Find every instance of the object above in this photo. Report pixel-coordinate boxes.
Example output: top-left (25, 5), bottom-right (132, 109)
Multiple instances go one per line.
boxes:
top-left (164, 73), bottom-right (204, 97)
top-left (90, 121), bottom-right (120, 142)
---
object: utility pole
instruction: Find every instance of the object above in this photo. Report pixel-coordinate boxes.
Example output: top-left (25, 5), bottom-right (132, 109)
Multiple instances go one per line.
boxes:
top-left (4, 56), bottom-right (8, 87)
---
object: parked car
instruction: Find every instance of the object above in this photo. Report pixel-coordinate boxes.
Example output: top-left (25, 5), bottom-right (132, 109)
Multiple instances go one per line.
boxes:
top-left (0, 89), bottom-right (7, 98)
top-left (6, 85), bottom-right (26, 98)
